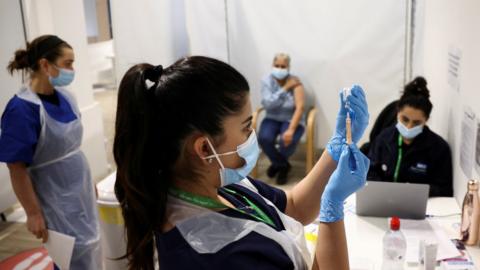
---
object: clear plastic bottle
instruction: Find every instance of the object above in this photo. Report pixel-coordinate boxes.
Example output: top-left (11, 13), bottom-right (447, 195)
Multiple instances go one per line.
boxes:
top-left (381, 216), bottom-right (406, 270)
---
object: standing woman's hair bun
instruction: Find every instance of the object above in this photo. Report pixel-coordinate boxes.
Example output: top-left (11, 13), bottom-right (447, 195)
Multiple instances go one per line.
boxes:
top-left (403, 76), bottom-right (429, 99)
top-left (7, 45), bottom-right (31, 75)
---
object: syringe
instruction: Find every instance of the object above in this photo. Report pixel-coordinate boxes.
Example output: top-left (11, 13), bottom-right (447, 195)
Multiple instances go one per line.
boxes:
top-left (343, 87), bottom-right (352, 145)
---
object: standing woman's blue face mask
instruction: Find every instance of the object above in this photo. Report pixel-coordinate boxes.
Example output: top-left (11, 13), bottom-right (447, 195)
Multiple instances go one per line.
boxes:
top-left (45, 47), bottom-right (76, 87)
top-left (49, 65), bottom-right (75, 87)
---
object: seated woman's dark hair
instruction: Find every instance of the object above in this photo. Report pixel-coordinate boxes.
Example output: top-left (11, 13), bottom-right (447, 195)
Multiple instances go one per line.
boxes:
top-left (398, 76), bottom-right (433, 119)
top-left (113, 56), bottom-right (249, 270)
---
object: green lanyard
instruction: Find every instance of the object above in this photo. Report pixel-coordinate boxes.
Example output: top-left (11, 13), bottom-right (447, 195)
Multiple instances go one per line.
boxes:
top-left (393, 134), bottom-right (403, 182)
top-left (168, 187), bottom-right (276, 228)
top-left (223, 188), bottom-right (276, 228)
top-left (168, 187), bottom-right (226, 209)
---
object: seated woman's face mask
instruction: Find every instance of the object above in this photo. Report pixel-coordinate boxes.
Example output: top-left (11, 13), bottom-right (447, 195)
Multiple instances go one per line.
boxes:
top-left (396, 121), bottom-right (424, 139)
top-left (271, 67), bottom-right (289, 80)
top-left (204, 131), bottom-right (260, 186)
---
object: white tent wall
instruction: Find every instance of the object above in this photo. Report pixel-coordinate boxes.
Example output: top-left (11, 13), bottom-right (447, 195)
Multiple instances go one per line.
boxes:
top-left (224, 1), bottom-right (406, 147)
top-left (184, 0), bottom-right (229, 62)
top-left (19, 0), bottom-right (109, 181)
top-left (109, 0), bottom-right (190, 86)
top-left (0, 0), bottom-right (26, 213)
top-left (420, 0), bottom-right (480, 204)
top-left (411, 0), bottom-right (426, 78)
top-left (112, 1), bottom-right (407, 148)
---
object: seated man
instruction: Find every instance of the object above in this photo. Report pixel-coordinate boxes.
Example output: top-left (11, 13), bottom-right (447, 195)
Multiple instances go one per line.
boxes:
top-left (258, 53), bottom-right (305, 185)
top-left (367, 77), bottom-right (453, 197)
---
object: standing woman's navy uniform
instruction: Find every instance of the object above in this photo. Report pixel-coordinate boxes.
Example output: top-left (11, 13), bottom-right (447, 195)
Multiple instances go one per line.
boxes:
top-left (0, 35), bottom-right (101, 269)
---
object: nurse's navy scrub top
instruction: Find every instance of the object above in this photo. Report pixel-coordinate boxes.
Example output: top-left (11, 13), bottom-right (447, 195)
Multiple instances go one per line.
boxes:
top-left (0, 90), bottom-right (77, 164)
top-left (155, 177), bottom-right (296, 270)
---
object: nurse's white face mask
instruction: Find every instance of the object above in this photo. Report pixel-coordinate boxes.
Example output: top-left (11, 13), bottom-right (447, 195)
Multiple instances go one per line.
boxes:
top-left (203, 131), bottom-right (260, 186)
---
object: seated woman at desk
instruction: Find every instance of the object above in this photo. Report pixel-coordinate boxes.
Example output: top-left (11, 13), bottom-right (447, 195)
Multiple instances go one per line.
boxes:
top-left (367, 77), bottom-right (453, 197)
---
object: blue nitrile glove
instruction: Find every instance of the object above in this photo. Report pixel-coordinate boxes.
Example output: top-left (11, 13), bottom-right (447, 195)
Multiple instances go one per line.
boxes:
top-left (320, 144), bottom-right (370, 222)
top-left (327, 85), bottom-right (369, 161)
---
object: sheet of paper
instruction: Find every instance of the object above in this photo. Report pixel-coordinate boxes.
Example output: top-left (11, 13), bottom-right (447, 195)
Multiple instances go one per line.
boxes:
top-left (43, 230), bottom-right (75, 270)
top-left (475, 121), bottom-right (480, 175)
top-left (460, 107), bottom-right (476, 179)
top-left (447, 46), bottom-right (462, 92)
top-left (401, 219), bottom-right (461, 263)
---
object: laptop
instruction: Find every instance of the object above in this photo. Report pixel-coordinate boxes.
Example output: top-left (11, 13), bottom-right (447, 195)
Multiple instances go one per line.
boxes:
top-left (356, 181), bottom-right (430, 219)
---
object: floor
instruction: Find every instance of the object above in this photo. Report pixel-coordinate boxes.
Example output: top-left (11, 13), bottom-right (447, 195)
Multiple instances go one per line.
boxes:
top-left (0, 222), bottom-right (42, 261)
top-left (0, 89), bottom-right (321, 261)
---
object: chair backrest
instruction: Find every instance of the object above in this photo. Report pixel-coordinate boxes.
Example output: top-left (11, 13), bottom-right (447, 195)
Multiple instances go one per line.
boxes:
top-left (302, 86), bottom-right (316, 111)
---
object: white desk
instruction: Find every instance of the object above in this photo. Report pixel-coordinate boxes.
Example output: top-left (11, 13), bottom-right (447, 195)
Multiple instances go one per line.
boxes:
top-left (342, 196), bottom-right (480, 269)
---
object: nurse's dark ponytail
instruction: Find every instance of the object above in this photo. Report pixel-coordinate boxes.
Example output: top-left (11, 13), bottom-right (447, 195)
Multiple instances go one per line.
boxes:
top-left (113, 56), bottom-right (249, 270)
top-left (7, 35), bottom-right (71, 77)
top-left (113, 63), bottom-right (160, 270)
top-left (398, 76), bottom-right (433, 119)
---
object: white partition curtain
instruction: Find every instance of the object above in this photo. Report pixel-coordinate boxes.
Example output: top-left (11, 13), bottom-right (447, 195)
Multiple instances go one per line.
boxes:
top-left (110, 0), bottom-right (191, 83)
top-left (0, 0), bottom-right (27, 213)
top-left (111, 0), bottom-right (408, 147)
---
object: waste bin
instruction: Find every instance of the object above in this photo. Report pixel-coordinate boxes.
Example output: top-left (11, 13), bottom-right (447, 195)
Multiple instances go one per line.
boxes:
top-left (97, 172), bottom-right (127, 270)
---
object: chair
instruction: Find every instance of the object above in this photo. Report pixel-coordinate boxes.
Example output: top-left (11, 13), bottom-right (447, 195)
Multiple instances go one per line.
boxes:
top-left (251, 105), bottom-right (317, 177)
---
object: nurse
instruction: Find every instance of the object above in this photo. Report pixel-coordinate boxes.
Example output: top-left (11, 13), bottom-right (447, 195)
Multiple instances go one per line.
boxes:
top-left (1, 35), bottom-right (101, 269)
top-left (113, 56), bottom-right (370, 269)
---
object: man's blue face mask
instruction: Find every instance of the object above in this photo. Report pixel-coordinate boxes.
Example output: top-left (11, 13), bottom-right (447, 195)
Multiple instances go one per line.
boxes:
top-left (396, 121), bottom-right (424, 139)
top-left (204, 130), bottom-right (260, 186)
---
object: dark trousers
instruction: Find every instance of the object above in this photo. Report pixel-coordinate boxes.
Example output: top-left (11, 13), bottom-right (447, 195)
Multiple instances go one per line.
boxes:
top-left (258, 118), bottom-right (304, 168)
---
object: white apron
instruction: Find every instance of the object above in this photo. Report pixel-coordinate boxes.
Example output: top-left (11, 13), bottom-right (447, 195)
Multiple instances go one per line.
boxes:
top-left (17, 87), bottom-right (101, 270)
top-left (166, 179), bottom-right (312, 269)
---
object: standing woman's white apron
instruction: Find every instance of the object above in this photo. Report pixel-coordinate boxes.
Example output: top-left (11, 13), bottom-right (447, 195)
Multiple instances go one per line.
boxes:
top-left (17, 87), bottom-right (101, 270)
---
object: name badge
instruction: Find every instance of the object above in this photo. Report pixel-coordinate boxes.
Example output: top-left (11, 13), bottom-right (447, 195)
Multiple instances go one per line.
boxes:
top-left (409, 163), bottom-right (427, 174)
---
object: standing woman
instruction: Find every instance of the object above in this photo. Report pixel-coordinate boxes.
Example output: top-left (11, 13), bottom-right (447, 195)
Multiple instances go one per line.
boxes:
top-left (0, 35), bottom-right (101, 269)
top-left (114, 56), bottom-right (370, 270)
